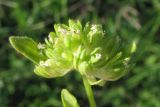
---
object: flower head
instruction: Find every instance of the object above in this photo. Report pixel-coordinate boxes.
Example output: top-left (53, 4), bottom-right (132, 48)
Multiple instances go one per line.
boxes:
top-left (9, 20), bottom-right (136, 85)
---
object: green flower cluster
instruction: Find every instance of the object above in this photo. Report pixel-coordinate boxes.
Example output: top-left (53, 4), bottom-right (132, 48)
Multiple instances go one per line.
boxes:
top-left (10, 20), bottom-right (136, 86)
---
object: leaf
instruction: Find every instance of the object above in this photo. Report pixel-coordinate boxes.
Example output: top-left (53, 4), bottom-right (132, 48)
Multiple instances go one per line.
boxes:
top-left (61, 89), bottom-right (80, 107)
top-left (9, 36), bottom-right (41, 64)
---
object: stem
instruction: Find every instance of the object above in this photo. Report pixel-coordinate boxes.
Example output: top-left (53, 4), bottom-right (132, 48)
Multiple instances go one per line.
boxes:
top-left (82, 76), bottom-right (97, 107)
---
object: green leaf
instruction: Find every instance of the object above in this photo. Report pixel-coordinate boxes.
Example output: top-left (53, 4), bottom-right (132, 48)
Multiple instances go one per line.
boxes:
top-left (9, 36), bottom-right (40, 64)
top-left (61, 89), bottom-right (80, 107)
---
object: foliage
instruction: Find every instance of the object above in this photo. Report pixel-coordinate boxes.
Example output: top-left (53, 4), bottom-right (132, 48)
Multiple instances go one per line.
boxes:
top-left (0, 0), bottom-right (160, 107)
top-left (61, 89), bottom-right (79, 107)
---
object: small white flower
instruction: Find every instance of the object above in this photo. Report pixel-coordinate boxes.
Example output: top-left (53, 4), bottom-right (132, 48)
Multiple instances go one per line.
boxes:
top-left (38, 43), bottom-right (45, 49)
top-left (39, 61), bottom-right (45, 65)
top-left (91, 25), bottom-right (98, 33)
top-left (58, 26), bottom-right (67, 35)
top-left (70, 28), bottom-right (75, 34)
top-left (91, 25), bottom-right (97, 31)
top-left (76, 30), bottom-right (80, 34)
top-left (95, 53), bottom-right (102, 59)
top-left (40, 61), bottom-right (49, 67)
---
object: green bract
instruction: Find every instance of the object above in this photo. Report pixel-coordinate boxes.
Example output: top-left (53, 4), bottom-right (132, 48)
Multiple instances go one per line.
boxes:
top-left (9, 20), bottom-right (136, 85)
top-left (61, 89), bottom-right (79, 107)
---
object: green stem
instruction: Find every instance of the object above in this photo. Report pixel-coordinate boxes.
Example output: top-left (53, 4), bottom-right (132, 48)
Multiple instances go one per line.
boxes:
top-left (82, 76), bottom-right (97, 107)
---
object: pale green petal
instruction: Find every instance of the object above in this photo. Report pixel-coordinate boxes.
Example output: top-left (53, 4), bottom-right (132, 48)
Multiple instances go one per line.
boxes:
top-left (69, 19), bottom-right (82, 31)
top-left (87, 67), bottom-right (127, 81)
top-left (34, 59), bottom-right (72, 78)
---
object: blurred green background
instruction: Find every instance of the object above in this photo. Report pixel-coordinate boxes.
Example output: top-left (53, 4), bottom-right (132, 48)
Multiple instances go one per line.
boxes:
top-left (0, 0), bottom-right (160, 107)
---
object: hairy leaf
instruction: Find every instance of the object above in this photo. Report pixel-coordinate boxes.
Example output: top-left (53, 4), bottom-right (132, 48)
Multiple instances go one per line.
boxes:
top-left (9, 36), bottom-right (41, 64)
top-left (61, 89), bottom-right (79, 107)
